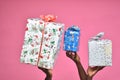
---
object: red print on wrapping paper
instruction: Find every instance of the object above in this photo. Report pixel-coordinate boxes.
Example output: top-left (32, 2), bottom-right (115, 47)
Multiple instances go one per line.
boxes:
top-left (31, 44), bottom-right (34, 47)
top-left (25, 27), bottom-right (28, 31)
top-left (47, 55), bottom-right (50, 59)
top-left (35, 41), bottom-right (39, 45)
top-left (59, 28), bottom-right (62, 31)
top-left (46, 38), bottom-right (49, 41)
top-left (45, 44), bottom-right (49, 47)
top-left (40, 21), bottom-right (43, 24)
top-left (35, 52), bottom-right (39, 55)
top-left (39, 55), bottom-right (43, 58)
top-left (35, 35), bottom-right (38, 38)
top-left (48, 34), bottom-right (51, 37)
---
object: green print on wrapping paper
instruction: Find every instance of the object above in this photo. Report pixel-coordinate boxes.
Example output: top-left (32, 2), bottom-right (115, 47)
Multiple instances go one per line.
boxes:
top-left (51, 41), bottom-right (55, 45)
top-left (43, 49), bottom-right (47, 53)
top-left (52, 49), bottom-right (57, 59)
top-left (21, 51), bottom-right (28, 62)
top-left (23, 51), bottom-right (28, 55)
top-left (20, 18), bottom-right (64, 69)
top-left (28, 38), bottom-right (32, 43)
top-left (52, 29), bottom-right (57, 35)
top-left (24, 37), bottom-right (32, 45)
top-left (30, 58), bottom-right (33, 62)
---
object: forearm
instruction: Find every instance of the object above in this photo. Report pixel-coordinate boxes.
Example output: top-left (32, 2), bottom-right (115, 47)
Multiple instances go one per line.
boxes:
top-left (45, 72), bottom-right (52, 80)
top-left (87, 75), bottom-right (92, 80)
top-left (45, 76), bottom-right (52, 80)
top-left (75, 61), bottom-right (87, 80)
top-left (45, 74), bottom-right (52, 80)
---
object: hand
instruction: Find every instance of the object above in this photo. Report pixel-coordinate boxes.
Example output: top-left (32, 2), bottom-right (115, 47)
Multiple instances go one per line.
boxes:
top-left (66, 51), bottom-right (80, 63)
top-left (38, 67), bottom-right (52, 80)
top-left (87, 66), bottom-right (105, 78)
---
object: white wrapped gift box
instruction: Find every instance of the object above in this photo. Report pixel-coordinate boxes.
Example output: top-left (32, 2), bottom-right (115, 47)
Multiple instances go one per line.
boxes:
top-left (88, 32), bottom-right (112, 66)
top-left (20, 18), bottom-right (64, 69)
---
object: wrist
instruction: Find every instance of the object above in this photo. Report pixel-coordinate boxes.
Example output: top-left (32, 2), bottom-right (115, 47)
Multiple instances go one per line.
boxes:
top-left (45, 74), bottom-right (52, 80)
top-left (45, 76), bottom-right (52, 80)
top-left (87, 74), bottom-right (93, 80)
top-left (75, 60), bottom-right (80, 64)
top-left (46, 73), bottom-right (52, 78)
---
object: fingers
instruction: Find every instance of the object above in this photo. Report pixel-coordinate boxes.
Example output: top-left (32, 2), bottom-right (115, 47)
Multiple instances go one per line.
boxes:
top-left (66, 51), bottom-right (76, 59)
top-left (88, 66), bottom-right (105, 71)
top-left (38, 67), bottom-right (53, 75)
top-left (66, 51), bottom-right (76, 56)
top-left (97, 66), bottom-right (105, 70)
top-left (38, 67), bottom-right (46, 73)
top-left (47, 69), bottom-right (52, 75)
top-left (66, 51), bottom-right (72, 57)
top-left (93, 66), bottom-right (105, 70)
top-left (66, 51), bottom-right (73, 59)
top-left (92, 66), bottom-right (98, 70)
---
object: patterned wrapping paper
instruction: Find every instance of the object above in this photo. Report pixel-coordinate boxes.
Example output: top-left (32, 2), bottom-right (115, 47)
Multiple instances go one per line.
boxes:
top-left (20, 18), bottom-right (64, 69)
top-left (88, 32), bottom-right (112, 66)
top-left (63, 26), bottom-right (80, 52)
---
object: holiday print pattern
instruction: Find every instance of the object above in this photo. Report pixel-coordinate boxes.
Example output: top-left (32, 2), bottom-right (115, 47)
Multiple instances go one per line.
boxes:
top-left (20, 18), bottom-right (64, 69)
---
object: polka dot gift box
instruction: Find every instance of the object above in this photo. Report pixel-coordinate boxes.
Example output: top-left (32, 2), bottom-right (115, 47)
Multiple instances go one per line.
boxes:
top-left (20, 15), bottom-right (64, 69)
top-left (88, 32), bottom-right (112, 66)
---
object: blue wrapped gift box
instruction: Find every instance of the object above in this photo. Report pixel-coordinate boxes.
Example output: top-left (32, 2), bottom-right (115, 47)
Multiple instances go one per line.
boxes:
top-left (63, 25), bottom-right (80, 52)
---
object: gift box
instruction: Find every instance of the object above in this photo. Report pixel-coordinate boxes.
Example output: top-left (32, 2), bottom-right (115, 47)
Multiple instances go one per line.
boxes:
top-left (88, 32), bottom-right (112, 66)
top-left (63, 26), bottom-right (80, 52)
top-left (20, 15), bottom-right (64, 69)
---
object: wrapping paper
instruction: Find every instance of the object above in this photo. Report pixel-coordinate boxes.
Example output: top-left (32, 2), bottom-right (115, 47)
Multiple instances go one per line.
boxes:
top-left (20, 18), bottom-right (64, 69)
top-left (88, 32), bottom-right (112, 66)
top-left (63, 26), bottom-right (80, 52)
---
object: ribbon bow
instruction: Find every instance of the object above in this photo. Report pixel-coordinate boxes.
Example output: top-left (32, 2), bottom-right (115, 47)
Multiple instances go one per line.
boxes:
top-left (40, 15), bottom-right (57, 22)
top-left (91, 32), bottom-right (104, 40)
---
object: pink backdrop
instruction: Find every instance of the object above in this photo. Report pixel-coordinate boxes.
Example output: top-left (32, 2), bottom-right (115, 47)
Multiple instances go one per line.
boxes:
top-left (0, 0), bottom-right (120, 80)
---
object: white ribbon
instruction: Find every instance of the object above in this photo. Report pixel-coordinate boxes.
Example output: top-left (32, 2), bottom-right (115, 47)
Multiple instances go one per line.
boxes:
top-left (91, 32), bottom-right (104, 40)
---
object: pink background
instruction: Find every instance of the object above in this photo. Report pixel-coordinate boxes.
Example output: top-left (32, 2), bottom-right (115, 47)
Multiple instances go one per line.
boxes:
top-left (0, 0), bottom-right (120, 80)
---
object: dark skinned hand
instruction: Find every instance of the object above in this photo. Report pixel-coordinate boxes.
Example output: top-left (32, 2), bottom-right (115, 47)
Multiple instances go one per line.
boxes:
top-left (87, 66), bottom-right (105, 78)
top-left (66, 51), bottom-right (80, 63)
top-left (38, 67), bottom-right (52, 80)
